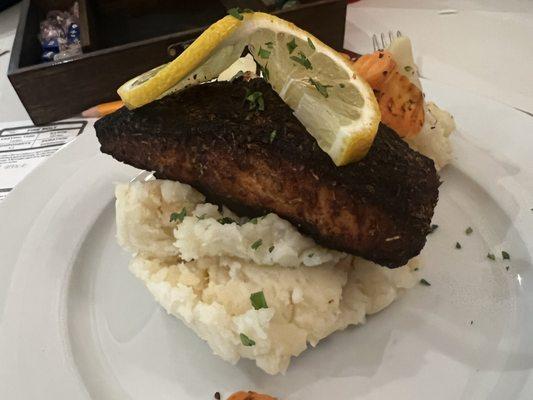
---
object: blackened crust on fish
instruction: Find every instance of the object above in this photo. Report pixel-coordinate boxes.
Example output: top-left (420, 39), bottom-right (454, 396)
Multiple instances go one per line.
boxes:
top-left (95, 78), bottom-right (440, 267)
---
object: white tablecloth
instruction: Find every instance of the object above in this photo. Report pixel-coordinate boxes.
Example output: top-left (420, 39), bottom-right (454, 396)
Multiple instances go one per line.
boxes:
top-left (344, 0), bottom-right (533, 115)
top-left (0, 4), bottom-right (28, 123)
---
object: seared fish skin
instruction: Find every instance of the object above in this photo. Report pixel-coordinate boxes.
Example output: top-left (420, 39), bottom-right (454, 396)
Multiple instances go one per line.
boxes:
top-left (95, 78), bottom-right (439, 267)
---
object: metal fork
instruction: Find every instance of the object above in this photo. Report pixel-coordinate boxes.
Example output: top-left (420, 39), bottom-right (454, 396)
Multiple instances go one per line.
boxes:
top-left (372, 31), bottom-right (402, 51)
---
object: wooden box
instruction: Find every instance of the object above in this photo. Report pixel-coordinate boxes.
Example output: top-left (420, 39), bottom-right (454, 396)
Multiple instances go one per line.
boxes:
top-left (8, 0), bottom-right (347, 125)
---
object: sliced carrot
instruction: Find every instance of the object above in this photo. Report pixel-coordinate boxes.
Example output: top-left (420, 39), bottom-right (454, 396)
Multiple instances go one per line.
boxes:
top-left (228, 390), bottom-right (278, 400)
top-left (352, 51), bottom-right (396, 89)
top-left (377, 69), bottom-right (425, 137)
top-left (352, 50), bottom-right (424, 137)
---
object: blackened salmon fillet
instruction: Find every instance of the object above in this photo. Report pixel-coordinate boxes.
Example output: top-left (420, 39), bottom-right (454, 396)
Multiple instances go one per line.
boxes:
top-left (95, 78), bottom-right (440, 267)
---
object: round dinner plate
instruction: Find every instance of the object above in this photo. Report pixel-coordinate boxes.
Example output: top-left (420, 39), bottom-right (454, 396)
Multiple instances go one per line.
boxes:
top-left (1, 80), bottom-right (532, 399)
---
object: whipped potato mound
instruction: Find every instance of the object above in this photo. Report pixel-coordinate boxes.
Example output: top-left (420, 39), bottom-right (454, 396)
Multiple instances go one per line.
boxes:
top-left (405, 102), bottom-right (455, 170)
top-left (116, 180), bottom-right (419, 375)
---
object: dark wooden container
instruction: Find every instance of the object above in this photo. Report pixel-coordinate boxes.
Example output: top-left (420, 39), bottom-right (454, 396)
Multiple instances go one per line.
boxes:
top-left (8, 0), bottom-right (347, 125)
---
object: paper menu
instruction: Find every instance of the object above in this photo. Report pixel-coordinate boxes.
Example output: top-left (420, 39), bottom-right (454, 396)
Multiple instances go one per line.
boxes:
top-left (0, 120), bottom-right (86, 201)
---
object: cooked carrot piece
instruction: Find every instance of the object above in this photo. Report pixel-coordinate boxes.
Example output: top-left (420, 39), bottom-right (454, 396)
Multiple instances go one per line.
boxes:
top-left (228, 391), bottom-right (278, 400)
top-left (353, 50), bottom-right (425, 137)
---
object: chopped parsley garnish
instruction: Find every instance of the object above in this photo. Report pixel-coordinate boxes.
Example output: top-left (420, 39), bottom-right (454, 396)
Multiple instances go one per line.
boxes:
top-left (404, 65), bottom-right (413, 72)
top-left (487, 253), bottom-right (496, 261)
top-left (339, 83), bottom-right (345, 88)
top-left (249, 217), bottom-right (258, 224)
top-left (269, 129), bottom-right (277, 143)
top-left (240, 333), bottom-right (255, 346)
top-left (265, 41), bottom-right (273, 49)
top-left (502, 251), bottom-right (510, 260)
top-left (465, 227), bottom-right (473, 235)
top-left (268, 245), bottom-right (274, 253)
top-left (251, 239), bottom-right (263, 250)
top-left (170, 208), bottom-right (187, 223)
top-left (455, 242), bottom-right (462, 249)
top-left (196, 214), bottom-right (207, 220)
top-left (250, 291), bottom-right (268, 310)
top-left (227, 7), bottom-right (253, 20)
top-left (259, 64), bottom-right (269, 81)
top-left (420, 278), bottom-right (431, 286)
top-left (287, 37), bottom-right (297, 54)
top-left (307, 37), bottom-right (315, 50)
top-left (308, 253), bottom-right (314, 257)
top-left (309, 78), bottom-right (332, 98)
top-left (414, 267), bottom-right (419, 271)
top-left (227, 7), bottom-right (244, 20)
top-left (290, 52), bottom-right (312, 69)
top-left (428, 224), bottom-right (439, 234)
top-left (230, 70), bottom-right (244, 82)
top-left (217, 217), bottom-right (237, 225)
top-left (258, 46), bottom-right (271, 59)
top-left (245, 90), bottom-right (265, 111)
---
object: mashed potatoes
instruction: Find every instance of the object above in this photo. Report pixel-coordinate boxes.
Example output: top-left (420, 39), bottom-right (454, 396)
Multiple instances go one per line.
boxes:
top-left (405, 102), bottom-right (455, 170)
top-left (116, 180), bottom-right (419, 375)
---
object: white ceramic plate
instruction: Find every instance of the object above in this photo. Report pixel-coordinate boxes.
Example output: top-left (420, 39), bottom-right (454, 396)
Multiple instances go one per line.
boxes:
top-left (1, 80), bottom-right (532, 399)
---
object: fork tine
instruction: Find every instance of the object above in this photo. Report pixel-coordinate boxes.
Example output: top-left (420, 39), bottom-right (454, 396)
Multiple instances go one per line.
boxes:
top-left (373, 31), bottom-right (403, 51)
top-left (372, 34), bottom-right (380, 51)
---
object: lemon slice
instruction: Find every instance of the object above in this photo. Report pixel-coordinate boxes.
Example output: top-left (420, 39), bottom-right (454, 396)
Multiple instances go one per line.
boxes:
top-left (117, 12), bottom-right (380, 165)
